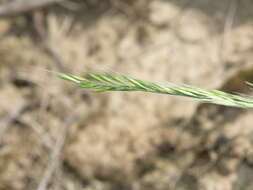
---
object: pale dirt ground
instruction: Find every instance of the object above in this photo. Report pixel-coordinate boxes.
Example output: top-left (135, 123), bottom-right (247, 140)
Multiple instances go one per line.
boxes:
top-left (1, 0), bottom-right (253, 190)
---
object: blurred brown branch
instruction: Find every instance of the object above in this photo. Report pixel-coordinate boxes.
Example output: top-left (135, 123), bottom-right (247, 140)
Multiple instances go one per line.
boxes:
top-left (36, 114), bottom-right (75, 190)
top-left (0, 0), bottom-right (65, 17)
top-left (0, 100), bottom-right (36, 145)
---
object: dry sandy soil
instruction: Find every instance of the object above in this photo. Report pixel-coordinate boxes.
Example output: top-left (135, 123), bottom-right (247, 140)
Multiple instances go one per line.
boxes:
top-left (1, 0), bottom-right (253, 189)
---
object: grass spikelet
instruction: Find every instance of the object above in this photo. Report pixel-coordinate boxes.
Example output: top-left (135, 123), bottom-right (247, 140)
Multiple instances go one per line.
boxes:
top-left (57, 72), bottom-right (253, 109)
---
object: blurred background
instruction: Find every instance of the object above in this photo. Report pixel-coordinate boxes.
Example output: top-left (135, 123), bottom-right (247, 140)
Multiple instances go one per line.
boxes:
top-left (1, 0), bottom-right (253, 189)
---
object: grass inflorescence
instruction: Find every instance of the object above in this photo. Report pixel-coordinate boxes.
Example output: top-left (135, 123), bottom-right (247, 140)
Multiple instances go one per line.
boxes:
top-left (57, 72), bottom-right (253, 109)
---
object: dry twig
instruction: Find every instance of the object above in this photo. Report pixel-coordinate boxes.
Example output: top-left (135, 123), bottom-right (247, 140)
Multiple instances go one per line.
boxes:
top-left (36, 115), bottom-right (75, 190)
top-left (0, 100), bottom-right (35, 144)
top-left (0, 0), bottom-right (65, 17)
top-left (20, 118), bottom-right (54, 148)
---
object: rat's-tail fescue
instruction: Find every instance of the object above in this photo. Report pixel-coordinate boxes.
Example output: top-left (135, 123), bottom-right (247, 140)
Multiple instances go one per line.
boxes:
top-left (57, 72), bottom-right (253, 109)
